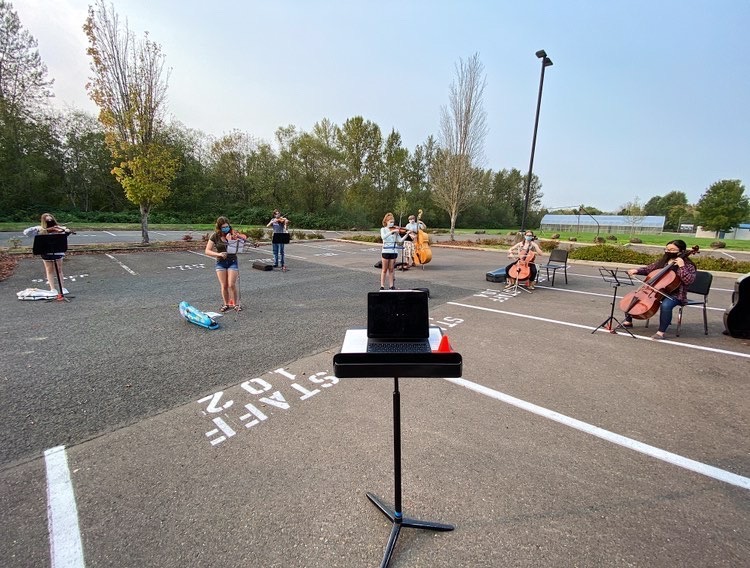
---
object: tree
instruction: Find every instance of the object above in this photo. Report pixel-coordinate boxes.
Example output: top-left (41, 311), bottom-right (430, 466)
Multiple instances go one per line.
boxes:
top-left (431, 53), bottom-right (488, 239)
top-left (619, 197), bottom-right (646, 235)
top-left (84, 0), bottom-right (176, 243)
top-left (695, 179), bottom-right (749, 234)
top-left (0, 0), bottom-right (57, 212)
top-left (643, 190), bottom-right (688, 230)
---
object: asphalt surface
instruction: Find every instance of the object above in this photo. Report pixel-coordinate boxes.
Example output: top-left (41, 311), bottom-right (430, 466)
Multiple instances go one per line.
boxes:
top-left (0, 239), bottom-right (748, 567)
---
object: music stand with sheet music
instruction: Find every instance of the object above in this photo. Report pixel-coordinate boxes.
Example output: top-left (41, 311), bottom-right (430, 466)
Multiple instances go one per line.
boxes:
top-left (32, 233), bottom-right (70, 301)
top-left (333, 329), bottom-right (462, 568)
top-left (593, 267), bottom-right (635, 337)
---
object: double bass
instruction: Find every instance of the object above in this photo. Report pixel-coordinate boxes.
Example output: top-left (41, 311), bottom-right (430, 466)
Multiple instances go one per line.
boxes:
top-left (619, 245), bottom-right (699, 320)
top-left (412, 209), bottom-right (432, 266)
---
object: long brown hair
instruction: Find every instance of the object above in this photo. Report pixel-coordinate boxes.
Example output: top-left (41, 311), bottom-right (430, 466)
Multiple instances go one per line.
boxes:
top-left (214, 216), bottom-right (231, 240)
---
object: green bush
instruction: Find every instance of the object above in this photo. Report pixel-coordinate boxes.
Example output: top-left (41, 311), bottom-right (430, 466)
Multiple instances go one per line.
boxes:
top-left (593, 236), bottom-right (606, 244)
top-left (538, 239), bottom-right (559, 252)
top-left (246, 228), bottom-right (265, 241)
top-left (569, 245), bottom-right (654, 264)
top-left (606, 235), bottom-right (617, 241)
top-left (629, 237), bottom-right (642, 244)
top-left (710, 241), bottom-right (726, 249)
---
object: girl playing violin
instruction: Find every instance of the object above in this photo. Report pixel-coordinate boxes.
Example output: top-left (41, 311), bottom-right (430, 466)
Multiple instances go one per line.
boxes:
top-left (23, 213), bottom-right (74, 295)
top-left (205, 216), bottom-right (248, 312)
top-left (380, 212), bottom-right (407, 290)
top-left (623, 239), bottom-right (697, 339)
top-left (505, 230), bottom-right (543, 289)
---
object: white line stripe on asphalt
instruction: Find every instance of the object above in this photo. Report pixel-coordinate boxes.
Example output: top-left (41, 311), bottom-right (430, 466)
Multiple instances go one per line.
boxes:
top-left (103, 231), bottom-right (116, 236)
top-left (448, 301), bottom-right (750, 359)
top-left (45, 446), bottom-right (86, 568)
top-left (445, 377), bottom-right (750, 490)
top-left (104, 254), bottom-right (137, 275)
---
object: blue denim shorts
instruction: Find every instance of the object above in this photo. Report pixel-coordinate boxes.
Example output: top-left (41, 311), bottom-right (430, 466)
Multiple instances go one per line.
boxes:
top-left (215, 257), bottom-right (238, 271)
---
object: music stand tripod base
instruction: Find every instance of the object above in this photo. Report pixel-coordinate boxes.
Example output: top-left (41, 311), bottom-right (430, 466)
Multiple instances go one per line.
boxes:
top-left (593, 267), bottom-right (635, 337)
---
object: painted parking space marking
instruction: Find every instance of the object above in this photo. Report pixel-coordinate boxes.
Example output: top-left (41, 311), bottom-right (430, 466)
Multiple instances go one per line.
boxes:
top-left (104, 254), bottom-right (137, 275)
top-left (45, 446), bottom-right (85, 568)
top-left (450, 300), bottom-right (750, 359)
top-left (102, 231), bottom-right (116, 236)
top-left (167, 263), bottom-right (206, 271)
top-left (32, 274), bottom-right (89, 286)
top-left (445, 377), bottom-right (750, 490)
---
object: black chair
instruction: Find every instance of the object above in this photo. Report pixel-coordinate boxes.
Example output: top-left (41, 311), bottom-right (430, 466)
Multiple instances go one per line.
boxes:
top-left (538, 248), bottom-right (569, 286)
top-left (645, 270), bottom-right (713, 336)
top-left (676, 270), bottom-right (713, 336)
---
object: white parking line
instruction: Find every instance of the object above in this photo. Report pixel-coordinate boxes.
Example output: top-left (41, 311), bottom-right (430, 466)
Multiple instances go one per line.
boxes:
top-left (45, 446), bottom-right (85, 567)
top-left (104, 254), bottom-right (137, 275)
top-left (449, 301), bottom-right (750, 359)
top-left (445, 377), bottom-right (750, 490)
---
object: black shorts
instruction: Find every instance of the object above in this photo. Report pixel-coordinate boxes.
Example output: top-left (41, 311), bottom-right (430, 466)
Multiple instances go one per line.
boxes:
top-left (381, 253), bottom-right (398, 260)
top-left (41, 253), bottom-right (64, 261)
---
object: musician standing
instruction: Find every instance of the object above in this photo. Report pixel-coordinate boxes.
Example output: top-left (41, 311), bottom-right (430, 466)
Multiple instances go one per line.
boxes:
top-left (267, 209), bottom-right (289, 271)
top-left (380, 212), bottom-right (406, 290)
top-left (505, 231), bottom-right (543, 289)
top-left (23, 213), bottom-right (73, 295)
top-left (403, 214), bottom-right (425, 268)
top-left (622, 239), bottom-right (697, 340)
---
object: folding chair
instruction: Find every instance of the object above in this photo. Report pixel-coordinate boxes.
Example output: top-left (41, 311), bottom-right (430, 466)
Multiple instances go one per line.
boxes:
top-left (645, 270), bottom-right (713, 336)
top-left (538, 248), bottom-right (569, 286)
top-left (675, 270), bottom-right (713, 336)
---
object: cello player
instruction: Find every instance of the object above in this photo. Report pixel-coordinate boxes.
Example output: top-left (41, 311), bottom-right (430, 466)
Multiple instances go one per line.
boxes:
top-left (622, 239), bottom-right (697, 340)
top-left (403, 213), bottom-right (426, 268)
top-left (505, 231), bottom-right (543, 289)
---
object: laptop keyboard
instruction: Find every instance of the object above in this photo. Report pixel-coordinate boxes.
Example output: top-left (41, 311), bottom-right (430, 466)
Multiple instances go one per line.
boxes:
top-left (367, 342), bottom-right (433, 353)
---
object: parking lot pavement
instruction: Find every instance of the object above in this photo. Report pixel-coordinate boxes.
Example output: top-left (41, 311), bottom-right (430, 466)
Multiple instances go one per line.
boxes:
top-left (1, 240), bottom-right (748, 567)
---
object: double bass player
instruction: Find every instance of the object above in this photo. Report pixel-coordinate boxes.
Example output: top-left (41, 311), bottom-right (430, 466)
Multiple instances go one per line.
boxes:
top-left (622, 239), bottom-right (697, 340)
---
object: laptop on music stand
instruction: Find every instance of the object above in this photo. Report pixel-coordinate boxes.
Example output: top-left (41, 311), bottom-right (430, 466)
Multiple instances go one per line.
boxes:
top-left (366, 290), bottom-right (432, 353)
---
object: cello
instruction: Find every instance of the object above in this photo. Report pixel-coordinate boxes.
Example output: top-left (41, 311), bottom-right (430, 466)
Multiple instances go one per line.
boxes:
top-left (412, 209), bottom-right (432, 266)
top-left (619, 245), bottom-right (699, 320)
top-left (508, 248), bottom-right (536, 285)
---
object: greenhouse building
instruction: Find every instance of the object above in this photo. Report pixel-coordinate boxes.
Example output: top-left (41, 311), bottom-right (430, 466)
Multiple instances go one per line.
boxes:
top-left (539, 214), bottom-right (666, 235)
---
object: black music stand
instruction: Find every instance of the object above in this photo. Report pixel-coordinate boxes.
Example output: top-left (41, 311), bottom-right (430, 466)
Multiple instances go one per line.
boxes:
top-left (334, 335), bottom-right (462, 568)
top-left (593, 267), bottom-right (634, 337)
top-left (32, 233), bottom-right (70, 302)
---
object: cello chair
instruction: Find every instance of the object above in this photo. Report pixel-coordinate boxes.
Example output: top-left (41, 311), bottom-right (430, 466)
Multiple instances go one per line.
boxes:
top-left (538, 248), bottom-right (569, 287)
top-left (645, 271), bottom-right (713, 336)
top-left (676, 270), bottom-right (713, 336)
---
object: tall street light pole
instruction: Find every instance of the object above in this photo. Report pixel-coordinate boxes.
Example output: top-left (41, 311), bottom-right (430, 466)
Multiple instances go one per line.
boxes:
top-left (520, 49), bottom-right (553, 233)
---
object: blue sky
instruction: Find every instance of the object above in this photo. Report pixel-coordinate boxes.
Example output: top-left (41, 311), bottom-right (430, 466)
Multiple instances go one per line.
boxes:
top-left (14, 0), bottom-right (750, 212)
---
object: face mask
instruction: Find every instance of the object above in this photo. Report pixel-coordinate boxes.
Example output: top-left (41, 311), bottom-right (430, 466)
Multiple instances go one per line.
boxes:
top-left (665, 251), bottom-right (679, 259)
top-left (387, 221), bottom-right (394, 227)
top-left (525, 236), bottom-right (533, 241)
top-left (221, 226), bottom-right (231, 234)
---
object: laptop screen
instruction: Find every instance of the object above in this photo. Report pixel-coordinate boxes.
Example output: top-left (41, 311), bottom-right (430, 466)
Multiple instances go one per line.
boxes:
top-left (367, 290), bottom-right (429, 340)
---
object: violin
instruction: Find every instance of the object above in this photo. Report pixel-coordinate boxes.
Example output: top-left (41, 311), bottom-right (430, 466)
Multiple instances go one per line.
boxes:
top-left (619, 245), bottom-right (699, 320)
top-left (413, 209), bottom-right (432, 266)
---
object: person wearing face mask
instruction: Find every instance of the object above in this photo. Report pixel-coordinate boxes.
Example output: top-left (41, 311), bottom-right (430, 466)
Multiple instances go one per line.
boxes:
top-left (622, 239), bottom-right (697, 339)
top-left (380, 212), bottom-right (407, 290)
top-left (23, 213), bottom-right (73, 295)
top-left (266, 209), bottom-right (289, 270)
top-left (505, 231), bottom-right (543, 289)
top-left (205, 216), bottom-right (247, 312)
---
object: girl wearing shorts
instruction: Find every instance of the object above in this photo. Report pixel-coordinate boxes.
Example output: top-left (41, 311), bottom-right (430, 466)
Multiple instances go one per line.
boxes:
top-left (379, 212), bottom-right (406, 290)
top-left (23, 213), bottom-right (73, 295)
top-left (205, 216), bottom-right (247, 312)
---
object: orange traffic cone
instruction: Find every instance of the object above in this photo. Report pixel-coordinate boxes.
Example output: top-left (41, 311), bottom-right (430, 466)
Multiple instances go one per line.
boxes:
top-left (435, 334), bottom-right (453, 353)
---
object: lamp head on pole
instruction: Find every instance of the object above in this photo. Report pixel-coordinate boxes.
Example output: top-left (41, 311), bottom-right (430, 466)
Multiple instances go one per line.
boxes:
top-left (536, 49), bottom-right (553, 67)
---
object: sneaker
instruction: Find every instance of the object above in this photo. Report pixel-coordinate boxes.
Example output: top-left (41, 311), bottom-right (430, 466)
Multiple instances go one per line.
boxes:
top-left (389, 286), bottom-right (396, 290)
top-left (380, 286), bottom-right (385, 290)
top-left (651, 333), bottom-right (665, 340)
